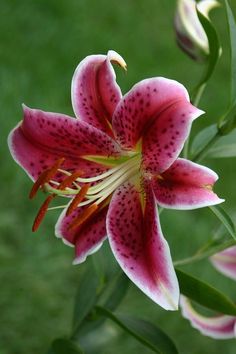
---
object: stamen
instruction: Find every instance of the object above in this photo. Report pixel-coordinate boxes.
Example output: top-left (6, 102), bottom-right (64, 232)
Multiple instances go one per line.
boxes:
top-left (29, 158), bottom-right (65, 199)
top-left (32, 195), bottom-right (55, 232)
top-left (68, 203), bottom-right (98, 230)
top-left (57, 170), bottom-right (82, 191)
top-left (72, 155), bottom-right (139, 184)
top-left (66, 184), bottom-right (91, 216)
top-left (87, 157), bottom-right (138, 195)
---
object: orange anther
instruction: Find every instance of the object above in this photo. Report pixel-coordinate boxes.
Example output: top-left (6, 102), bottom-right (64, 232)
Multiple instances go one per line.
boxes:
top-left (32, 195), bottom-right (55, 232)
top-left (66, 184), bottom-right (91, 216)
top-left (58, 170), bottom-right (82, 191)
top-left (68, 203), bottom-right (98, 230)
top-left (29, 157), bottom-right (65, 199)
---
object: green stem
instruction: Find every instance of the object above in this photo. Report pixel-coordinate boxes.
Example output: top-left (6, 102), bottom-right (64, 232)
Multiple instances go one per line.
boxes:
top-left (183, 83), bottom-right (206, 159)
top-left (173, 239), bottom-right (236, 267)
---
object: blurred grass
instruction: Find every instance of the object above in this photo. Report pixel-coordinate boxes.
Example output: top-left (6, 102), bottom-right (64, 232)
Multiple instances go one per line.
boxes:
top-left (1, 0), bottom-right (236, 353)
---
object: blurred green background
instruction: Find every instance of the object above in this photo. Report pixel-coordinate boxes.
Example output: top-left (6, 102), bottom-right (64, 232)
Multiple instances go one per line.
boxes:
top-left (1, 0), bottom-right (236, 353)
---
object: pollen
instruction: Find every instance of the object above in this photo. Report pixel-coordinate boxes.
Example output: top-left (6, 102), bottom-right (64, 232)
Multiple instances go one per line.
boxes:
top-left (203, 184), bottom-right (213, 190)
top-left (29, 157), bottom-right (65, 199)
top-left (66, 183), bottom-right (91, 216)
top-left (57, 170), bottom-right (82, 190)
top-left (32, 195), bottom-right (55, 232)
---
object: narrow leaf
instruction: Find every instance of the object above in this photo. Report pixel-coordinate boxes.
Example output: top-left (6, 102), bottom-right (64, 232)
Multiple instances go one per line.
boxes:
top-left (191, 124), bottom-right (217, 156)
top-left (73, 272), bottom-right (129, 338)
top-left (207, 143), bottom-right (236, 158)
top-left (48, 338), bottom-right (84, 354)
top-left (209, 205), bottom-right (236, 240)
top-left (224, 0), bottom-right (236, 106)
top-left (176, 269), bottom-right (236, 315)
top-left (99, 271), bottom-right (129, 311)
top-left (191, 9), bottom-right (221, 100)
top-left (174, 239), bottom-right (236, 266)
top-left (95, 306), bottom-right (178, 354)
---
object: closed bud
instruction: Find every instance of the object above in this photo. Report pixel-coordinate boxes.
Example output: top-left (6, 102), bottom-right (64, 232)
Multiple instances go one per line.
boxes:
top-left (174, 0), bottom-right (219, 62)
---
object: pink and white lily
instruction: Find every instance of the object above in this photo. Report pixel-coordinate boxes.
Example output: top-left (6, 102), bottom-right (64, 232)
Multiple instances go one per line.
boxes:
top-left (180, 296), bottom-right (236, 339)
top-left (8, 50), bottom-right (223, 310)
top-left (211, 246), bottom-right (236, 281)
top-left (180, 246), bottom-right (236, 338)
top-left (175, 0), bottom-right (220, 61)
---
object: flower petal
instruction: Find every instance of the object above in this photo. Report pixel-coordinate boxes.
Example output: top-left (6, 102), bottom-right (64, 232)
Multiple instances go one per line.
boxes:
top-left (22, 105), bottom-right (121, 156)
top-left (106, 182), bottom-right (179, 310)
top-left (55, 203), bottom-right (108, 257)
top-left (142, 101), bottom-right (204, 174)
top-left (180, 296), bottom-right (236, 339)
top-left (8, 106), bottom-right (120, 181)
top-left (112, 77), bottom-right (193, 150)
top-left (71, 50), bottom-right (126, 133)
top-left (152, 158), bottom-right (224, 209)
top-left (211, 246), bottom-right (236, 281)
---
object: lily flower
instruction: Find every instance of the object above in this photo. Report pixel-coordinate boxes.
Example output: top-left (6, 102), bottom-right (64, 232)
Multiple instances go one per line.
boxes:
top-left (180, 296), bottom-right (236, 339)
top-left (211, 246), bottom-right (236, 281)
top-left (174, 0), bottom-right (220, 61)
top-left (180, 246), bottom-right (236, 338)
top-left (8, 50), bottom-right (223, 310)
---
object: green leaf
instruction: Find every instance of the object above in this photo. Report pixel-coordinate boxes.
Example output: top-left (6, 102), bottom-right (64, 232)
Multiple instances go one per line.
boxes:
top-left (192, 126), bottom-right (236, 159)
top-left (224, 0), bottom-right (236, 106)
top-left (99, 271), bottom-right (129, 311)
top-left (209, 205), bottom-right (236, 240)
top-left (95, 306), bottom-right (178, 354)
top-left (72, 260), bottom-right (101, 331)
top-left (174, 239), bottom-right (236, 266)
top-left (191, 124), bottom-right (217, 156)
top-left (207, 143), bottom-right (236, 158)
top-left (74, 272), bottom-right (129, 338)
top-left (176, 269), bottom-right (236, 315)
top-left (191, 9), bottom-right (221, 101)
top-left (48, 338), bottom-right (84, 354)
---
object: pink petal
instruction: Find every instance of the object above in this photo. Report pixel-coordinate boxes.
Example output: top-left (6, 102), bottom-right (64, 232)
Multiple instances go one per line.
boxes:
top-left (211, 246), bottom-right (236, 281)
top-left (21, 106), bottom-right (121, 156)
top-left (74, 206), bottom-right (108, 264)
top-left (180, 296), bottom-right (236, 339)
top-left (8, 126), bottom-right (108, 182)
top-left (112, 77), bottom-right (195, 150)
top-left (106, 182), bottom-right (179, 310)
top-left (55, 204), bottom-right (108, 261)
top-left (152, 158), bottom-right (224, 209)
top-left (8, 106), bottom-right (120, 181)
top-left (142, 101), bottom-right (204, 174)
top-left (71, 50), bottom-right (126, 134)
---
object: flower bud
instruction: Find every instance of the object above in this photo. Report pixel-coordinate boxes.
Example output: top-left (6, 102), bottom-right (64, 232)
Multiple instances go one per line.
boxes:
top-left (174, 0), bottom-right (219, 62)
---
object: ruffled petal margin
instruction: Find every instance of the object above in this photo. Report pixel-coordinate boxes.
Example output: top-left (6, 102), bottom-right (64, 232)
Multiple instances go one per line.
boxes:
top-left (180, 296), bottom-right (236, 339)
top-left (106, 181), bottom-right (179, 310)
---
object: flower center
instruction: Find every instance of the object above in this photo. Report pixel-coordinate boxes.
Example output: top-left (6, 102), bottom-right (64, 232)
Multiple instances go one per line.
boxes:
top-left (30, 154), bottom-right (141, 231)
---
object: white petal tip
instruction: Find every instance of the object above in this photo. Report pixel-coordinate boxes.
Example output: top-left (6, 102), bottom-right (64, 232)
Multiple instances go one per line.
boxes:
top-left (193, 108), bottom-right (205, 120)
top-left (73, 256), bottom-right (86, 265)
top-left (213, 198), bottom-right (225, 206)
top-left (197, 0), bottom-right (221, 17)
top-left (107, 50), bottom-right (127, 70)
top-left (62, 238), bottom-right (74, 248)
